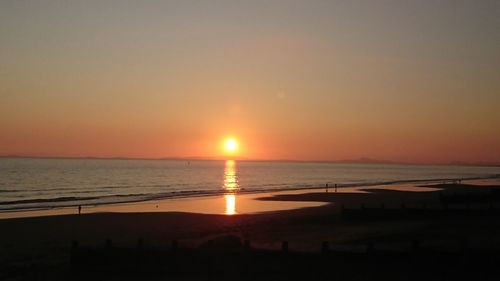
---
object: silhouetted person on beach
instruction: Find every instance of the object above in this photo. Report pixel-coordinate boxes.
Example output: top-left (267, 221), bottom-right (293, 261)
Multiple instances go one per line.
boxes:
top-left (78, 205), bottom-right (82, 215)
top-left (325, 183), bottom-right (329, 192)
top-left (335, 184), bottom-right (338, 192)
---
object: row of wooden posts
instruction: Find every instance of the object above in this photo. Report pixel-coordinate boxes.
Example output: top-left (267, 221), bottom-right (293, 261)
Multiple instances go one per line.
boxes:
top-left (71, 238), bottom-right (472, 255)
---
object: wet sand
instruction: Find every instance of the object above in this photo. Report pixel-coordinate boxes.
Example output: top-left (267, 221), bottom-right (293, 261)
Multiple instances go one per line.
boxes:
top-left (0, 180), bottom-right (450, 219)
top-left (0, 189), bottom-right (327, 219)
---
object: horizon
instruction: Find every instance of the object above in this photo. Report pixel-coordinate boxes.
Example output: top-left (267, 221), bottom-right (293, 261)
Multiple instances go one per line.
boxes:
top-left (1, 1), bottom-right (499, 163)
top-left (2, 154), bottom-right (500, 167)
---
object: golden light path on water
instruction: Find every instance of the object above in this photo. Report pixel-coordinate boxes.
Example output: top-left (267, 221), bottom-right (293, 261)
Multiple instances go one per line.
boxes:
top-left (223, 160), bottom-right (239, 215)
top-left (224, 194), bottom-right (236, 215)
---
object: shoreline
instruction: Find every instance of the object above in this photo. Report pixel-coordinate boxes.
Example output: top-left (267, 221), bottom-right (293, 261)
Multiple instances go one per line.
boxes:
top-left (2, 177), bottom-right (498, 220)
top-left (2, 175), bottom-right (499, 211)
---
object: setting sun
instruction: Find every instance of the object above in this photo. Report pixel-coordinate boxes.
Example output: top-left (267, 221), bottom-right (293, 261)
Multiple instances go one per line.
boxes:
top-left (224, 138), bottom-right (238, 153)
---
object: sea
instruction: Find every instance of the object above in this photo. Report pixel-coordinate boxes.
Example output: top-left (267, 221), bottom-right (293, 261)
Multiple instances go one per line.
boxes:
top-left (0, 157), bottom-right (499, 211)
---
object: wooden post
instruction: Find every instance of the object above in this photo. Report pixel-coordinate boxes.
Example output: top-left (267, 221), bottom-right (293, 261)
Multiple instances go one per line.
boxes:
top-left (172, 239), bottom-right (179, 252)
top-left (244, 240), bottom-right (251, 251)
top-left (459, 238), bottom-right (468, 254)
top-left (282, 241), bottom-right (289, 253)
top-left (322, 241), bottom-right (329, 254)
top-left (71, 240), bottom-right (79, 250)
top-left (412, 240), bottom-right (420, 252)
top-left (366, 241), bottom-right (374, 253)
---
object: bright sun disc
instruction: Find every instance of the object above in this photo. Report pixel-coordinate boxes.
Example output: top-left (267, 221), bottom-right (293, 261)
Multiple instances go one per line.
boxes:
top-left (224, 138), bottom-right (238, 152)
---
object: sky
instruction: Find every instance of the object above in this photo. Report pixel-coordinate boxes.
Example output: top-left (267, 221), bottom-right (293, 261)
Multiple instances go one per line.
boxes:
top-left (1, 0), bottom-right (499, 163)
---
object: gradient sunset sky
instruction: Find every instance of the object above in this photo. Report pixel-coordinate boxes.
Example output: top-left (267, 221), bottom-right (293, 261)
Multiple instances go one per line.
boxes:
top-left (1, 0), bottom-right (499, 163)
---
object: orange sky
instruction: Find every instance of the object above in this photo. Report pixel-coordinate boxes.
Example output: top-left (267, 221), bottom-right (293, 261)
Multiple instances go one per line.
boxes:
top-left (1, 1), bottom-right (499, 163)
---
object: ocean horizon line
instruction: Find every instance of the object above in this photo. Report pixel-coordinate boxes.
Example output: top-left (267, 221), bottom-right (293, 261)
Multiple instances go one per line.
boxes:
top-left (1, 155), bottom-right (499, 167)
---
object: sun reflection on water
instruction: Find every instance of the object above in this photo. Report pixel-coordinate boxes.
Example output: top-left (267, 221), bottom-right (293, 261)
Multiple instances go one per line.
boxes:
top-left (223, 160), bottom-right (239, 215)
top-left (224, 194), bottom-right (236, 215)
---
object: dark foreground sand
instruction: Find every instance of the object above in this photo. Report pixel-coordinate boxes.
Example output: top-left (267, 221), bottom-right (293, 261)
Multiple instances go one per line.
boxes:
top-left (2, 179), bottom-right (500, 280)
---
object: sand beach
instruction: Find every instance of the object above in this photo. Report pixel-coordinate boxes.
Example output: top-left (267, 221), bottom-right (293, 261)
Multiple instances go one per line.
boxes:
top-left (2, 178), bottom-right (500, 280)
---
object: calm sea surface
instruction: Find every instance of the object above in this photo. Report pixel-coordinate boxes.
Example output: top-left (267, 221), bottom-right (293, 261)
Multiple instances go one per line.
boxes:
top-left (0, 158), bottom-right (499, 211)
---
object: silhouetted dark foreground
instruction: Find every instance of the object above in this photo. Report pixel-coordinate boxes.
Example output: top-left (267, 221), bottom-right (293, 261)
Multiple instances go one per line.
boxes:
top-left (66, 235), bottom-right (500, 281)
top-left (2, 181), bottom-right (500, 280)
